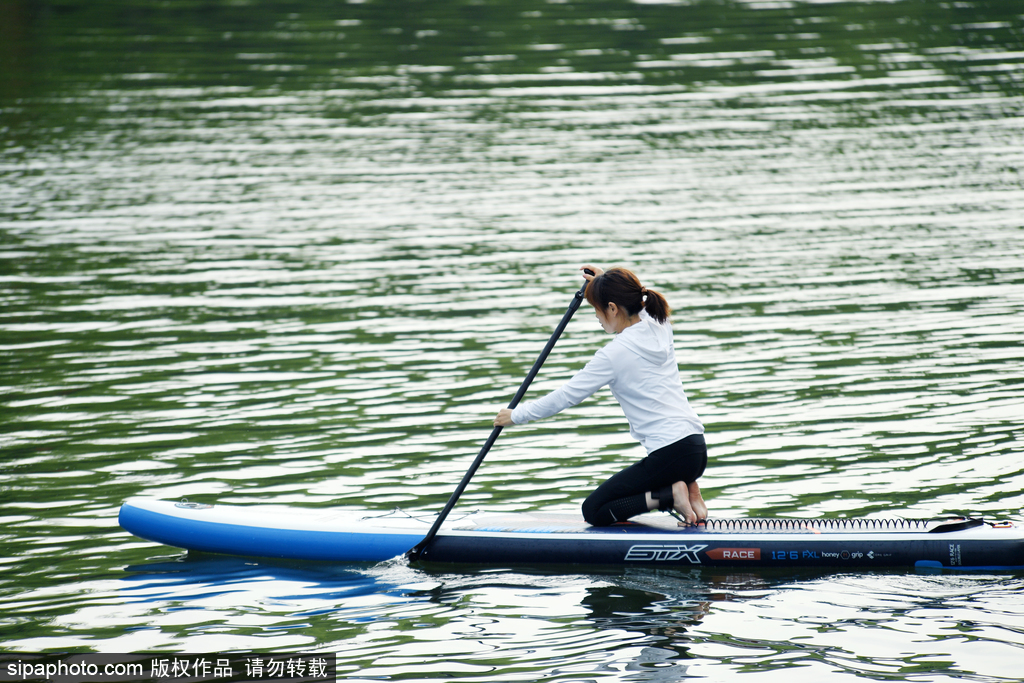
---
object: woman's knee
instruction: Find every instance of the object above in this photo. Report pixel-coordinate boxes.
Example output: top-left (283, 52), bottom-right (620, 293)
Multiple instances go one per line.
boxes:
top-left (581, 496), bottom-right (602, 526)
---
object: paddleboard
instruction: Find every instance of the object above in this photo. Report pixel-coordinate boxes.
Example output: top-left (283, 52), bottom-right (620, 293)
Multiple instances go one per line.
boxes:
top-left (118, 498), bottom-right (1024, 570)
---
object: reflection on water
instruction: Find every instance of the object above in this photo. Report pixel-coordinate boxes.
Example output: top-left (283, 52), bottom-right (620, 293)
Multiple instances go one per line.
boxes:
top-left (82, 559), bottom-right (1021, 681)
top-left (2, 0), bottom-right (1024, 679)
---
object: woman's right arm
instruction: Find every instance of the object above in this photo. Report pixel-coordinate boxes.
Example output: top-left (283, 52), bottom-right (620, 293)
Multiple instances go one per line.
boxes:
top-left (506, 349), bottom-right (615, 425)
top-left (494, 408), bottom-right (514, 427)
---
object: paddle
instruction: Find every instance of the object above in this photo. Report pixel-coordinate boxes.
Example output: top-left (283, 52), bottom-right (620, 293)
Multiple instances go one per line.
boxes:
top-left (406, 270), bottom-right (593, 561)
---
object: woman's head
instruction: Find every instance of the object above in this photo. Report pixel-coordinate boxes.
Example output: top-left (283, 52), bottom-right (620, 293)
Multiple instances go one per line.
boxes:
top-left (584, 267), bottom-right (671, 325)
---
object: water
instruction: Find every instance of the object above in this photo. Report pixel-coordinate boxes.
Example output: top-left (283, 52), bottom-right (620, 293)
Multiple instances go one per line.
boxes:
top-left (2, 0), bottom-right (1024, 679)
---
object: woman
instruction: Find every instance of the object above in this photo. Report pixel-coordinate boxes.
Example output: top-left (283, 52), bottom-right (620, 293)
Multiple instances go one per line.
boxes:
top-left (494, 265), bottom-right (708, 526)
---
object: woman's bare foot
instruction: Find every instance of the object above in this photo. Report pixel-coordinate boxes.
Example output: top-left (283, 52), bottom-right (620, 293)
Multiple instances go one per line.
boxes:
top-left (671, 480), bottom-right (697, 525)
top-left (688, 481), bottom-right (708, 521)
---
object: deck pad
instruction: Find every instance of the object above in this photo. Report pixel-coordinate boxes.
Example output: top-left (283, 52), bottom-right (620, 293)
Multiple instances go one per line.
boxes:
top-left (453, 513), bottom-right (965, 534)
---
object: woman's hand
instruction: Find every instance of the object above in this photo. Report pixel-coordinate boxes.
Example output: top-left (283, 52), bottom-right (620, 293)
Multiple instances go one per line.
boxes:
top-left (580, 265), bottom-right (604, 281)
top-left (494, 408), bottom-right (514, 427)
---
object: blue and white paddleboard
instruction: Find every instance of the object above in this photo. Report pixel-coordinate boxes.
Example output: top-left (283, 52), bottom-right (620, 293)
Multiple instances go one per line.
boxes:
top-left (119, 498), bottom-right (1024, 570)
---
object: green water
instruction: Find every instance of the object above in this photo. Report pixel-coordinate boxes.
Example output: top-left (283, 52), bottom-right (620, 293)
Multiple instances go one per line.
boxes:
top-left (2, 0), bottom-right (1024, 680)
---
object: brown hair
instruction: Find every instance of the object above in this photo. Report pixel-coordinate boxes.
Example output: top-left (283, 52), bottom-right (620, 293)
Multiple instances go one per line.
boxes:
top-left (584, 267), bottom-right (671, 324)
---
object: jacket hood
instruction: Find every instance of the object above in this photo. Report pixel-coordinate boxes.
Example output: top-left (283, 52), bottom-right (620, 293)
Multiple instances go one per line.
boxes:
top-left (616, 312), bottom-right (673, 365)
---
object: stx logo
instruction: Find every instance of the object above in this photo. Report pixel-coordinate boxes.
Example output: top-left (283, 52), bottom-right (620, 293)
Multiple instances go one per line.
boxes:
top-left (625, 544), bottom-right (708, 563)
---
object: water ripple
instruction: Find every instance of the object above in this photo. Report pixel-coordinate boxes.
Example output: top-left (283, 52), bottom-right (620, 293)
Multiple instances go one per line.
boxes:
top-left (2, 0), bottom-right (1024, 677)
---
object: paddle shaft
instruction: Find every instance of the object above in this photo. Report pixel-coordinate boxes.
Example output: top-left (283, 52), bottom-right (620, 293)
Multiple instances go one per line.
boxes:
top-left (407, 274), bottom-right (591, 560)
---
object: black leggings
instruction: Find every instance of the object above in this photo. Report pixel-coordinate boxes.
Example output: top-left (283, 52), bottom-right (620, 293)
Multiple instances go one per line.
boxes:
top-left (581, 433), bottom-right (707, 527)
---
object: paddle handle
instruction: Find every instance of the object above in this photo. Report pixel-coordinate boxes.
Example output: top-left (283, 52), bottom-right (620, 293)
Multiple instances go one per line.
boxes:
top-left (407, 274), bottom-right (591, 561)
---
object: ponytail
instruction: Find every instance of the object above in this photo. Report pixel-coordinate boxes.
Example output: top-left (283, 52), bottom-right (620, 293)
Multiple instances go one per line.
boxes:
top-left (643, 287), bottom-right (671, 324)
top-left (584, 267), bottom-right (671, 324)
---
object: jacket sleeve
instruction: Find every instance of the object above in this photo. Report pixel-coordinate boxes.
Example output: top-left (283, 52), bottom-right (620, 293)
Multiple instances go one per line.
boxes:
top-left (510, 348), bottom-right (616, 424)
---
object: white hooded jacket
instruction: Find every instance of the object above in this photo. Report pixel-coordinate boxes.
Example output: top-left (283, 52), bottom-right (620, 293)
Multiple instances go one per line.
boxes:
top-left (511, 309), bottom-right (704, 453)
